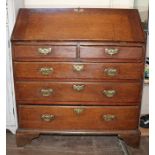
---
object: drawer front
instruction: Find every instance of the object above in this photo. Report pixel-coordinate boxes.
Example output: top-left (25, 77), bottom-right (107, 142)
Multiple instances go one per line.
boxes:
top-left (14, 62), bottom-right (143, 80)
top-left (13, 45), bottom-right (76, 60)
top-left (16, 82), bottom-right (141, 104)
top-left (80, 46), bottom-right (143, 61)
top-left (18, 105), bottom-right (139, 130)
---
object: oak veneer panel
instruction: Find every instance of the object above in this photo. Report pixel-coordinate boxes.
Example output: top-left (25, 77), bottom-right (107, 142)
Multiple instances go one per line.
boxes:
top-left (80, 46), bottom-right (143, 60)
top-left (18, 105), bottom-right (139, 130)
top-left (15, 81), bottom-right (141, 103)
top-left (13, 45), bottom-right (77, 60)
top-left (14, 62), bottom-right (144, 80)
top-left (12, 8), bottom-right (145, 42)
top-left (12, 8), bottom-right (146, 147)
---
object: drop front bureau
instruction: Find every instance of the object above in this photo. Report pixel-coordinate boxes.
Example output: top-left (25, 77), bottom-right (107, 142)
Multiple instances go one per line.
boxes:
top-left (11, 8), bottom-right (146, 147)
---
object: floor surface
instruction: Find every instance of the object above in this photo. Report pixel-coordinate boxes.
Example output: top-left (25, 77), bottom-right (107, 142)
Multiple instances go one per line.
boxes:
top-left (6, 132), bottom-right (149, 155)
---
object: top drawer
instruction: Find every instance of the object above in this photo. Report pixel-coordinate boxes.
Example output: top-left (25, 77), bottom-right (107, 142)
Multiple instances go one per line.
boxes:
top-left (80, 46), bottom-right (143, 62)
top-left (13, 45), bottom-right (77, 61)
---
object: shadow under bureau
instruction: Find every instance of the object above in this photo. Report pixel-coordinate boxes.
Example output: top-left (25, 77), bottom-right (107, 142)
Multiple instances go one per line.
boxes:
top-left (11, 8), bottom-right (146, 147)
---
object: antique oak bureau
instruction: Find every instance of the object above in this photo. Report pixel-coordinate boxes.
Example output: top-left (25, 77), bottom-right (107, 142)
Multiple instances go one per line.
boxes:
top-left (11, 8), bottom-right (146, 147)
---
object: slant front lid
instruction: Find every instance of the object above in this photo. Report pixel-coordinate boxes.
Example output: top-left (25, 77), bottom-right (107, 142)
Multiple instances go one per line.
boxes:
top-left (12, 8), bottom-right (145, 42)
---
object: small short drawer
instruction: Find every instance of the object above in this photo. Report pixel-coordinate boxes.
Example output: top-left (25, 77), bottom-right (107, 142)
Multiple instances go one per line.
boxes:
top-left (15, 82), bottom-right (141, 105)
top-left (80, 46), bottom-right (143, 61)
top-left (14, 62), bottom-right (143, 80)
top-left (13, 45), bottom-right (76, 60)
top-left (18, 105), bottom-right (139, 130)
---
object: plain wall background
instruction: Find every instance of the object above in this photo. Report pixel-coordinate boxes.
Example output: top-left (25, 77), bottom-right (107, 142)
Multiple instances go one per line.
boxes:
top-left (24, 0), bottom-right (134, 8)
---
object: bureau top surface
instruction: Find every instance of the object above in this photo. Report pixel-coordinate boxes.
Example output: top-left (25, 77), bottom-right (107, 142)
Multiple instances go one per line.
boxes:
top-left (12, 8), bottom-right (145, 43)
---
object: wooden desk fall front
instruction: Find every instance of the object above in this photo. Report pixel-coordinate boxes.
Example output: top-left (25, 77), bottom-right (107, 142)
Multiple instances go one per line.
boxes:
top-left (11, 8), bottom-right (146, 147)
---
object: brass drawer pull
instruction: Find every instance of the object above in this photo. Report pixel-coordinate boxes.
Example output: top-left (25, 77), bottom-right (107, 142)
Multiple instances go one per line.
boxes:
top-left (41, 114), bottom-right (55, 122)
top-left (73, 64), bottom-right (84, 72)
top-left (102, 114), bottom-right (116, 121)
top-left (38, 47), bottom-right (52, 55)
top-left (105, 48), bottom-right (119, 56)
top-left (40, 67), bottom-right (53, 75)
top-left (74, 108), bottom-right (84, 115)
top-left (102, 90), bottom-right (116, 97)
top-left (104, 68), bottom-right (117, 76)
top-left (41, 88), bottom-right (53, 96)
top-left (73, 84), bottom-right (85, 91)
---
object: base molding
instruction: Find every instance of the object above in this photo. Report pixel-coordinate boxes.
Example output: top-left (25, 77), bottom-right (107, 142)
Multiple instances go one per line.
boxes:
top-left (16, 129), bottom-right (141, 148)
top-left (16, 130), bottom-right (40, 147)
top-left (118, 129), bottom-right (141, 148)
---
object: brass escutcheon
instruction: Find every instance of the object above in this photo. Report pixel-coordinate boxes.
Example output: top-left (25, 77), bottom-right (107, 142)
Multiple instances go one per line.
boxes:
top-left (105, 48), bottom-right (119, 56)
top-left (74, 8), bottom-right (84, 12)
top-left (38, 47), bottom-right (52, 55)
top-left (73, 64), bottom-right (84, 72)
top-left (74, 108), bottom-right (84, 115)
top-left (73, 84), bottom-right (85, 92)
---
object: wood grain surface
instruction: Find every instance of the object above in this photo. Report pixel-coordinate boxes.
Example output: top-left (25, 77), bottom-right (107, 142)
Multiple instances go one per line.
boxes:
top-left (11, 8), bottom-right (145, 42)
top-left (11, 8), bottom-right (146, 147)
top-left (14, 62), bottom-right (144, 80)
top-left (18, 105), bottom-right (139, 130)
top-left (15, 81), bottom-right (141, 104)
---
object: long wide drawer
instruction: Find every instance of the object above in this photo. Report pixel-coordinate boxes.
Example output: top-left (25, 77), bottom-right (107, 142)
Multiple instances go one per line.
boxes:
top-left (13, 45), bottom-right (77, 60)
top-left (15, 82), bottom-right (141, 104)
top-left (80, 46), bottom-right (143, 61)
top-left (18, 105), bottom-right (139, 130)
top-left (14, 62), bottom-right (143, 80)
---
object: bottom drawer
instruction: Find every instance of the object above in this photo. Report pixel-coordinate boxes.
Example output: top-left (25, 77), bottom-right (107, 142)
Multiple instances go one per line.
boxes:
top-left (18, 105), bottom-right (139, 130)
